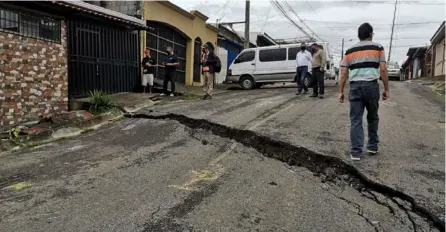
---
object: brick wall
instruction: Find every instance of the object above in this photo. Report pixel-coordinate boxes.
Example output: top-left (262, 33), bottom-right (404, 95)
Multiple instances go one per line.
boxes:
top-left (0, 21), bottom-right (68, 127)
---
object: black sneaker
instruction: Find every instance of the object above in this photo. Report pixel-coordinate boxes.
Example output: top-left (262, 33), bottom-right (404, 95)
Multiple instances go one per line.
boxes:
top-left (201, 94), bottom-right (208, 100)
top-left (296, 92), bottom-right (302, 95)
top-left (319, 95), bottom-right (324, 99)
top-left (303, 90), bottom-right (308, 94)
top-left (310, 94), bottom-right (318, 98)
top-left (350, 153), bottom-right (361, 161)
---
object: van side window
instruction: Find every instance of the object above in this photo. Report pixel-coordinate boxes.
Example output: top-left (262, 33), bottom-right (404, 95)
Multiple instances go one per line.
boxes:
top-left (259, 48), bottom-right (286, 62)
top-left (288, 47), bottom-right (299, 60)
top-left (234, 51), bottom-right (255, 64)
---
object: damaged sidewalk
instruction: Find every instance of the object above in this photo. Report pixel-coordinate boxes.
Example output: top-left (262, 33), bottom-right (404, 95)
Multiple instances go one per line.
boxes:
top-left (0, 109), bottom-right (124, 154)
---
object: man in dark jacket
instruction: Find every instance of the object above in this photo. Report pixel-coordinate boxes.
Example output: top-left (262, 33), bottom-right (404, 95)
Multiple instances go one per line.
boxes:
top-left (200, 44), bottom-right (217, 100)
top-left (161, 46), bottom-right (179, 97)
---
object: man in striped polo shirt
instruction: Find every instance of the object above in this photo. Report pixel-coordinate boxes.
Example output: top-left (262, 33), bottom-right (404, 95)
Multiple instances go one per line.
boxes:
top-left (338, 23), bottom-right (390, 161)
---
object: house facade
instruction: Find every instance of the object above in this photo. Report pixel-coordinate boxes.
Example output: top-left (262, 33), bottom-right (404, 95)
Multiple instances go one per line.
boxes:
top-left (402, 46), bottom-right (428, 80)
top-left (140, 1), bottom-right (218, 87)
top-left (430, 21), bottom-right (445, 77)
top-left (0, 1), bottom-right (144, 127)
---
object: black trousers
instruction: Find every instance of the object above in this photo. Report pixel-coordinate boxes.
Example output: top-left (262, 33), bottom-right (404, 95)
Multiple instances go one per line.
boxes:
top-left (311, 68), bottom-right (325, 95)
top-left (163, 71), bottom-right (176, 94)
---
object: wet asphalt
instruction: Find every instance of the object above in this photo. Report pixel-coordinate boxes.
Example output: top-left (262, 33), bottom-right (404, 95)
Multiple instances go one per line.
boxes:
top-left (0, 81), bottom-right (444, 232)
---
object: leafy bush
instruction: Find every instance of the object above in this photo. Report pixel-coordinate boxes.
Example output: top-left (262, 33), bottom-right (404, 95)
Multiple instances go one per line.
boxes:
top-left (88, 90), bottom-right (115, 113)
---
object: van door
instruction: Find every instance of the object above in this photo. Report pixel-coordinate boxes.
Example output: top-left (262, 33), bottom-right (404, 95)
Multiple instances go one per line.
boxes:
top-left (230, 50), bottom-right (256, 76)
top-left (286, 47), bottom-right (300, 81)
top-left (254, 48), bottom-right (288, 82)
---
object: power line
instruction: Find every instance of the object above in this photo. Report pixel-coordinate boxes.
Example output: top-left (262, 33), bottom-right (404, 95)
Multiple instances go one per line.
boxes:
top-left (283, 0), bottom-right (322, 40)
top-left (392, 0), bottom-right (402, 59)
top-left (388, 0), bottom-right (398, 62)
top-left (261, 2), bottom-right (272, 32)
top-left (344, 0), bottom-right (443, 5)
top-left (220, 0), bottom-right (240, 21)
top-left (250, 11), bottom-right (291, 24)
top-left (270, 0), bottom-right (313, 39)
top-left (300, 19), bottom-right (443, 26)
top-left (303, 0), bottom-right (342, 37)
top-left (215, 0), bottom-right (231, 18)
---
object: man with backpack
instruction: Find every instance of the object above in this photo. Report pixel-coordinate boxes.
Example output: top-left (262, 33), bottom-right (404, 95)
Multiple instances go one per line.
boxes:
top-left (200, 44), bottom-right (221, 100)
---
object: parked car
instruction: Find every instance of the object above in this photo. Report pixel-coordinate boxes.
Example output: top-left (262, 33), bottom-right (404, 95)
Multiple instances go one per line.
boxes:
top-left (387, 62), bottom-right (401, 81)
top-left (225, 43), bottom-right (335, 90)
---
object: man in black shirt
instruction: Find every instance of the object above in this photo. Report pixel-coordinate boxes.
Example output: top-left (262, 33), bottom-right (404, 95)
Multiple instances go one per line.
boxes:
top-left (161, 46), bottom-right (179, 97)
top-left (141, 49), bottom-right (156, 93)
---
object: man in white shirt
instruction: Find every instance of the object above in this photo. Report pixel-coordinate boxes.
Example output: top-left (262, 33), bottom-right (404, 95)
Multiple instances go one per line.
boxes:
top-left (295, 42), bottom-right (312, 95)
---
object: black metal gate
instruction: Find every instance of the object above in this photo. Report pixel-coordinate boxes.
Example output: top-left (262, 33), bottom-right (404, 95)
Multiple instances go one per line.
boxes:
top-left (193, 37), bottom-right (202, 83)
top-left (67, 19), bottom-right (139, 98)
top-left (146, 21), bottom-right (187, 84)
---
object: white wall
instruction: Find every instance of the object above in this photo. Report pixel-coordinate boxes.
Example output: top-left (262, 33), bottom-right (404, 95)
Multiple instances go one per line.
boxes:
top-left (216, 46), bottom-right (228, 84)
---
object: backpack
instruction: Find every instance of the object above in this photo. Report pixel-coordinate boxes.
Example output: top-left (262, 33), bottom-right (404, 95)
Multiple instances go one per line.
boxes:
top-left (214, 56), bottom-right (222, 73)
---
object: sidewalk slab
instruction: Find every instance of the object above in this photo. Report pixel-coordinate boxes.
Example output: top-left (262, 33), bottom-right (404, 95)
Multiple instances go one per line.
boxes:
top-left (0, 109), bottom-right (123, 155)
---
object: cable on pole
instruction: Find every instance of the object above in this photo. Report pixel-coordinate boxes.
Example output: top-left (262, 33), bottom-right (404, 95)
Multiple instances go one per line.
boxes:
top-left (388, 0), bottom-right (398, 62)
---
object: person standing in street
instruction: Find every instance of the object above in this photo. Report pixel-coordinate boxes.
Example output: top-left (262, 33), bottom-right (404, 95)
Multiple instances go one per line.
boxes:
top-left (200, 44), bottom-right (217, 100)
top-left (338, 23), bottom-right (390, 161)
top-left (161, 46), bottom-right (179, 97)
top-left (310, 43), bottom-right (327, 98)
top-left (141, 49), bottom-right (156, 94)
top-left (295, 42), bottom-right (312, 95)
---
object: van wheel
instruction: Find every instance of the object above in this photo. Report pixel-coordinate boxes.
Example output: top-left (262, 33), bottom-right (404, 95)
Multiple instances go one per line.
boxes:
top-left (240, 76), bottom-right (254, 90)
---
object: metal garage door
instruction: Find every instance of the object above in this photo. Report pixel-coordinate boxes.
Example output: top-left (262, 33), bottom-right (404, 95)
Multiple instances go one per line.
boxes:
top-left (67, 19), bottom-right (140, 98)
top-left (146, 21), bottom-right (187, 84)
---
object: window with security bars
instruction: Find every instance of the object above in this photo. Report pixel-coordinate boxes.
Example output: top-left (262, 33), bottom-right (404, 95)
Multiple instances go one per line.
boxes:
top-left (0, 7), bottom-right (61, 43)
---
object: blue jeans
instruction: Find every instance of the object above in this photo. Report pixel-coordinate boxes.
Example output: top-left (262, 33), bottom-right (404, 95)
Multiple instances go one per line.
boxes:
top-left (297, 66), bottom-right (308, 93)
top-left (349, 80), bottom-right (380, 155)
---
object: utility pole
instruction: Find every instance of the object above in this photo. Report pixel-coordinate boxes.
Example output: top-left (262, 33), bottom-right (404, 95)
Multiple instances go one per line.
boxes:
top-left (341, 38), bottom-right (344, 60)
top-left (388, 0), bottom-right (398, 62)
top-left (244, 0), bottom-right (250, 49)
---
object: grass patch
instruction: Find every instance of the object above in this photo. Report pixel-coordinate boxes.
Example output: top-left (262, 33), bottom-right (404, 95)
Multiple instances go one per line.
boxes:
top-left (183, 93), bottom-right (200, 100)
top-left (88, 90), bottom-right (116, 114)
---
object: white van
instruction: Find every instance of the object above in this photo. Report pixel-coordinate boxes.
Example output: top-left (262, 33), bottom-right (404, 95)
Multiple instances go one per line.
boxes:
top-left (225, 43), bottom-right (336, 89)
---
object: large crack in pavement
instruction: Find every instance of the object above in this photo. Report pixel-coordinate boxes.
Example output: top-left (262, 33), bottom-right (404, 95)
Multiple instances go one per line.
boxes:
top-left (125, 112), bottom-right (445, 232)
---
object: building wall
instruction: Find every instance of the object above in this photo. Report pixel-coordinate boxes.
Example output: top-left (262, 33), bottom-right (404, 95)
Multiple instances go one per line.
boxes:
top-left (0, 22), bottom-right (68, 127)
top-left (141, 1), bottom-right (218, 86)
top-left (434, 37), bottom-right (445, 76)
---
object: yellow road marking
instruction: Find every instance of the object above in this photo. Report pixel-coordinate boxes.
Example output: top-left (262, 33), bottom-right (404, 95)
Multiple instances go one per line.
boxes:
top-left (173, 102), bottom-right (296, 191)
top-left (7, 181), bottom-right (33, 190)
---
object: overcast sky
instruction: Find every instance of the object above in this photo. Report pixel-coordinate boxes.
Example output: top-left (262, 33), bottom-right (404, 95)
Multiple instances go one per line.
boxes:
top-left (170, 0), bottom-right (445, 65)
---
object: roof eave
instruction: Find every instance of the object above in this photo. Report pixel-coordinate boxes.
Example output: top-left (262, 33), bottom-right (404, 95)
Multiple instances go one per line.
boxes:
top-left (51, 0), bottom-right (146, 28)
top-left (430, 21), bottom-right (445, 44)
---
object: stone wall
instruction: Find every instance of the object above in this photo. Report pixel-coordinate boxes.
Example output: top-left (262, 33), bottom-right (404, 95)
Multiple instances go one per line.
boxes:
top-left (0, 21), bottom-right (68, 127)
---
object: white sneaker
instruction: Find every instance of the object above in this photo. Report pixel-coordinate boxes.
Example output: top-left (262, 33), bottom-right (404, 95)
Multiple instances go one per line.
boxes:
top-left (350, 154), bottom-right (361, 161)
top-left (367, 149), bottom-right (378, 155)
top-left (170, 94), bottom-right (174, 97)
top-left (160, 93), bottom-right (166, 96)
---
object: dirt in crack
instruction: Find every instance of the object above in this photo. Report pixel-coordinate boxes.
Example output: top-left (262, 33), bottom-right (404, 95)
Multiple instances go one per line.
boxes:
top-left (126, 112), bottom-right (445, 232)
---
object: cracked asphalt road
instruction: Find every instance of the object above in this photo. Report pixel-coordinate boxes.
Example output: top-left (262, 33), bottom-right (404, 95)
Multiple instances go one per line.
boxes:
top-left (0, 81), bottom-right (444, 232)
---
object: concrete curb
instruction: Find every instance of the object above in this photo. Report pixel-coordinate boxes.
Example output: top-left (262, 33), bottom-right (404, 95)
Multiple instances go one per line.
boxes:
top-left (0, 110), bottom-right (124, 155)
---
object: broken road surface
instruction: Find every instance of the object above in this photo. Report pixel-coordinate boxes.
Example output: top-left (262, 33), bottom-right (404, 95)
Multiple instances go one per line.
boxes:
top-left (0, 81), bottom-right (444, 232)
